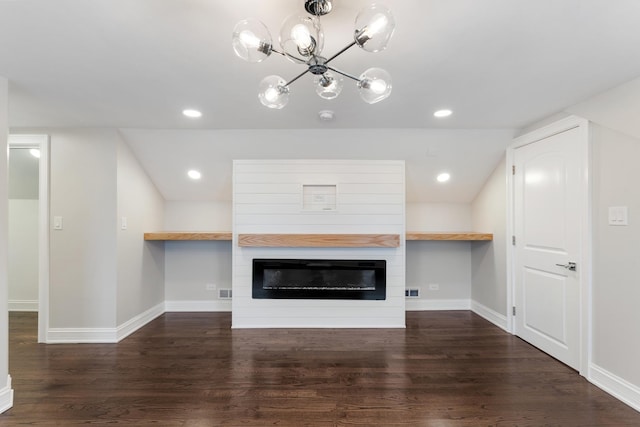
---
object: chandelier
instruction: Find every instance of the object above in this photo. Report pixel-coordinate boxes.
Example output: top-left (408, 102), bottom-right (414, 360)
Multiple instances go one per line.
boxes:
top-left (231, 0), bottom-right (395, 109)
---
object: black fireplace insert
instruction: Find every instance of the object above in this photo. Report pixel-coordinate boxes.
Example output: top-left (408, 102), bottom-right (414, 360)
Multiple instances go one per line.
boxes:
top-left (252, 258), bottom-right (386, 300)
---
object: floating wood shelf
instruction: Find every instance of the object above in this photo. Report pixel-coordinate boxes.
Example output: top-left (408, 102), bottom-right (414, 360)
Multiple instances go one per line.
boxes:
top-left (238, 233), bottom-right (400, 248)
top-left (406, 232), bottom-right (493, 241)
top-left (144, 231), bottom-right (493, 242)
top-left (144, 232), bottom-right (232, 241)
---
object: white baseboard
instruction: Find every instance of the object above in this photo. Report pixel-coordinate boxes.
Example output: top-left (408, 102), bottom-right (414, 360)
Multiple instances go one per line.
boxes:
top-left (405, 299), bottom-right (471, 311)
top-left (165, 300), bottom-right (232, 312)
top-left (470, 300), bottom-right (508, 331)
top-left (0, 375), bottom-right (13, 414)
top-left (8, 300), bottom-right (38, 312)
top-left (589, 364), bottom-right (640, 413)
top-left (232, 321), bottom-right (406, 329)
top-left (116, 302), bottom-right (165, 341)
top-left (46, 303), bottom-right (166, 343)
top-left (47, 327), bottom-right (118, 344)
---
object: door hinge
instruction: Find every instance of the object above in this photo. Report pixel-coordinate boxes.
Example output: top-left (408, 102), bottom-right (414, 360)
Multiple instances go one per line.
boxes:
top-left (512, 306), bottom-right (516, 316)
top-left (512, 235), bottom-right (516, 246)
top-left (512, 165), bottom-right (516, 175)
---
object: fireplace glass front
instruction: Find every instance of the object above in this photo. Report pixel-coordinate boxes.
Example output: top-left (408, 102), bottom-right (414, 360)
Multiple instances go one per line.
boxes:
top-left (252, 259), bottom-right (386, 300)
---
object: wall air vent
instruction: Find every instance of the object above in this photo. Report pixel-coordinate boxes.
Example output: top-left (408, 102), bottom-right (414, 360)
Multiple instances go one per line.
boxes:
top-left (405, 288), bottom-right (420, 298)
top-left (218, 289), bottom-right (233, 299)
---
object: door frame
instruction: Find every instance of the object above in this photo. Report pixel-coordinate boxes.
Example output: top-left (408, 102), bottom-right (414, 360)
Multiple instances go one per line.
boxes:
top-left (8, 134), bottom-right (50, 343)
top-left (506, 115), bottom-right (591, 376)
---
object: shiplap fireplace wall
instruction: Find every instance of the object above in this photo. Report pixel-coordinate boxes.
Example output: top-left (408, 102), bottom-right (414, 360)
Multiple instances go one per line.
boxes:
top-left (232, 160), bottom-right (406, 328)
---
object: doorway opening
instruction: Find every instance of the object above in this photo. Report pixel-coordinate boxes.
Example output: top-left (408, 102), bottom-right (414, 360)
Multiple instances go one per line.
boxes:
top-left (507, 116), bottom-right (590, 375)
top-left (8, 135), bottom-right (50, 343)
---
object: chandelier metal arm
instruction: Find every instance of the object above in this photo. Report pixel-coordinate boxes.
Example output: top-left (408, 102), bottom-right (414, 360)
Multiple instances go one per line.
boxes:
top-left (232, 2), bottom-right (395, 108)
top-left (284, 68), bottom-right (312, 87)
top-left (326, 66), bottom-right (360, 82)
top-left (271, 47), bottom-right (307, 64)
top-left (323, 41), bottom-right (357, 65)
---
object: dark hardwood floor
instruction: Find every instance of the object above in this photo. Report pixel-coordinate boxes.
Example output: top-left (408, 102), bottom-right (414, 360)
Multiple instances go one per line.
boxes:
top-left (2, 311), bottom-right (639, 426)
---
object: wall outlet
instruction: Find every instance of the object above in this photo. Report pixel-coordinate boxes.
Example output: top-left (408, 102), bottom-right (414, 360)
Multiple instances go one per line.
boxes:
top-left (205, 283), bottom-right (216, 291)
top-left (428, 283), bottom-right (440, 291)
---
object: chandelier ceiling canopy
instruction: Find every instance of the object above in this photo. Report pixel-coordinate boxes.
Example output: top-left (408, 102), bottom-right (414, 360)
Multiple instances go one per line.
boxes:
top-left (232, 0), bottom-right (395, 109)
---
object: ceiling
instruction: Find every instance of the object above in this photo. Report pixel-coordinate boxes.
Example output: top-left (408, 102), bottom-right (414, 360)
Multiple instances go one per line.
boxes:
top-left (122, 128), bottom-right (514, 203)
top-left (2, 0), bottom-right (640, 130)
top-left (2, 1), bottom-right (640, 203)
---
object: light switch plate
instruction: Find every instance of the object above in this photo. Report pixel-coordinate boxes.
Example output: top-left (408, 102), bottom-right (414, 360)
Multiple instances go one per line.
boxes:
top-left (608, 206), bottom-right (628, 226)
top-left (53, 216), bottom-right (63, 230)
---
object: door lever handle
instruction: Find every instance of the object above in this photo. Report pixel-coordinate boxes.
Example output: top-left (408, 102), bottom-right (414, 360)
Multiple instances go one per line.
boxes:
top-left (555, 262), bottom-right (577, 271)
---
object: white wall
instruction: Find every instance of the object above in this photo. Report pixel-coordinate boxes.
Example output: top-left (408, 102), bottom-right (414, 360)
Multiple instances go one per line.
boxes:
top-left (164, 201), bottom-right (231, 230)
top-left (116, 137), bottom-right (165, 329)
top-left (516, 107), bottom-right (640, 409)
top-left (8, 200), bottom-right (38, 309)
top-left (232, 159), bottom-right (406, 328)
top-left (163, 201), bottom-right (232, 311)
top-left (159, 163), bottom-right (505, 316)
top-left (405, 202), bottom-right (472, 309)
top-left (539, 78), bottom-right (640, 409)
top-left (406, 203), bottom-right (471, 231)
top-left (590, 124), bottom-right (640, 392)
top-left (164, 241), bottom-right (232, 311)
top-left (3, 128), bottom-right (168, 342)
top-left (48, 129), bottom-right (118, 331)
top-left (122, 127), bottom-right (512, 314)
top-left (0, 76), bottom-right (13, 412)
top-left (164, 201), bottom-right (476, 309)
top-left (568, 75), bottom-right (640, 142)
top-left (470, 156), bottom-right (508, 328)
top-left (406, 241), bottom-right (471, 307)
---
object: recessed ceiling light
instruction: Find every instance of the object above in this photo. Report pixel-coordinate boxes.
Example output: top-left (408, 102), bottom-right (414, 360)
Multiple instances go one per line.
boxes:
top-left (437, 173), bottom-right (451, 183)
top-left (434, 109), bottom-right (453, 118)
top-left (187, 170), bottom-right (202, 180)
top-left (318, 110), bottom-right (335, 122)
top-left (29, 148), bottom-right (41, 158)
top-left (182, 109), bottom-right (202, 118)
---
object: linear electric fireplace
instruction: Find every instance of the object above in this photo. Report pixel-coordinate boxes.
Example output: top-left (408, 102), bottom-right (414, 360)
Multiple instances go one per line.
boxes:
top-left (252, 259), bottom-right (386, 300)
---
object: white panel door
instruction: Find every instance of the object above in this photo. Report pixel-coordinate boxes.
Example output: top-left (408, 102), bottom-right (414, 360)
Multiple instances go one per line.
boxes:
top-left (513, 125), bottom-right (583, 370)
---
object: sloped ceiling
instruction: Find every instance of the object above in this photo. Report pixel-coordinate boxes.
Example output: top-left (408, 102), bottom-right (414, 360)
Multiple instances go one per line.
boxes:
top-left (121, 128), bottom-right (513, 203)
top-left (2, 1), bottom-right (640, 202)
top-left (568, 76), bottom-right (640, 140)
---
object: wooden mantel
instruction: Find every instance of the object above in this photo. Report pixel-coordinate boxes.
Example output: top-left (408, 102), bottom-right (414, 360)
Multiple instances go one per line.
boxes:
top-left (143, 232), bottom-right (232, 241)
top-left (405, 232), bottom-right (493, 241)
top-left (144, 231), bottom-right (493, 243)
top-left (237, 233), bottom-right (400, 248)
